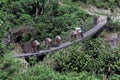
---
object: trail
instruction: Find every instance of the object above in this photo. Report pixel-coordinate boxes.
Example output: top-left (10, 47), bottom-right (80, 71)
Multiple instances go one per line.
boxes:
top-left (59, 1), bottom-right (120, 22)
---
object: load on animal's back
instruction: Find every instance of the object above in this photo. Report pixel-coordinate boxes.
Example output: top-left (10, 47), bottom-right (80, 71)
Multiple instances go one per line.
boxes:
top-left (54, 35), bottom-right (61, 47)
top-left (71, 30), bottom-right (78, 39)
top-left (45, 38), bottom-right (52, 48)
top-left (32, 40), bottom-right (40, 52)
top-left (71, 26), bottom-right (85, 40)
top-left (44, 35), bottom-right (61, 48)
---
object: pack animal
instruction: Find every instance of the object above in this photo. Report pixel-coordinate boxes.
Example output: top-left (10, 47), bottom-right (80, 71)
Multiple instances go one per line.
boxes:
top-left (32, 40), bottom-right (40, 52)
top-left (45, 38), bottom-right (52, 48)
top-left (71, 28), bottom-right (82, 40)
top-left (54, 35), bottom-right (61, 47)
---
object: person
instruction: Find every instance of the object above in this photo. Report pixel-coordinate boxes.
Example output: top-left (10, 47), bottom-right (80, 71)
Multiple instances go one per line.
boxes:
top-left (81, 25), bottom-right (85, 38)
top-left (94, 16), bottom-right (98, 25)
top-left (107, 16), bottom-right (111, 22)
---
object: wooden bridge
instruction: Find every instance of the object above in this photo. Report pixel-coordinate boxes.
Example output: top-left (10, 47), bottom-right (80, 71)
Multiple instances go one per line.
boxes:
top-left (14, 16), bottom-right (107, 58)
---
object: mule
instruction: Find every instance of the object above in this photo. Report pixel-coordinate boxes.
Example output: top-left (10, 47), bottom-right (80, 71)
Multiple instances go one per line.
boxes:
top-left (54, 35), bottom-right (61, 47)
top-left (45, 38), bottom-right (52, 49)
top-left (71, 28), bottom-right (82, 40)
top-left (32, 40), bottom-right (40, 53)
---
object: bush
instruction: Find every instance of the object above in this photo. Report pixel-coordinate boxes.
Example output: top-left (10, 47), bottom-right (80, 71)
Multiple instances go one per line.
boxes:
top-left (17, 14), bottom-right (33, 25)
top-left (13, 63), bottom-right (100, 80)
top-left (0, 54), bottom-right (22, 80)
top-left (57, 5), bottom-right (79, 16)
top-left (76, 0), bottom-right (120, 11)
top-left (51, 38), bottom-right (120, 75)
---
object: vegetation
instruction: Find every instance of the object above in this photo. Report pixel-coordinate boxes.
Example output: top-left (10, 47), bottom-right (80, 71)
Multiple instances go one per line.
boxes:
top-left (47, 39), bottom-right (120, 75)
top-left (0, 54), bottom-right (101, 80)
top-left (0, 0), bottom-right (90, 42)
top-left (71, 0), bottom-right (120, 11)
top-left (0, 0), bottom-right (120, 80)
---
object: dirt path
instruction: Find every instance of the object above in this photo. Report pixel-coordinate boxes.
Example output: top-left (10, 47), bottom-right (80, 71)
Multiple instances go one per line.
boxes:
top-left (58, 1), bottom-right (105, 16)
top-left (58, 1), bottom-right (120, 22)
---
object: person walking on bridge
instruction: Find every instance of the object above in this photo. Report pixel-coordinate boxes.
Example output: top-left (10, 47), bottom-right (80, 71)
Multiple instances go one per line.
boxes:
top-left (81, 25), bottom-right (85, 38)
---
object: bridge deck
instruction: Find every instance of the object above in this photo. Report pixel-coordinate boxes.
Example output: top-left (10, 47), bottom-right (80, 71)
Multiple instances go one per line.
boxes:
top-left (14, 17), bottom-right (107, 58)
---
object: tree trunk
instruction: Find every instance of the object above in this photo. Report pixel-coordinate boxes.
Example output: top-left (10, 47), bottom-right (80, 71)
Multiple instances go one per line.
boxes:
top-left (41, 1), bottom-right (45, 15)
top-left (105, 67), bottom-right (111, 80)
top-left (35, 0), bottom-right (39, 17)
top-left (36, 7), bottom-right (39, 17)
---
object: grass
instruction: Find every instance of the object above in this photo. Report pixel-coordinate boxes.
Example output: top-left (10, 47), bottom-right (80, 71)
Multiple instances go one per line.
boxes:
top-left (62, 0), bottom-right (120, 16)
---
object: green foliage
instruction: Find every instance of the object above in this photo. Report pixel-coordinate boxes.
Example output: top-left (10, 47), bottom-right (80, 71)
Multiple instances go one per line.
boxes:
top-left (57, 5), bottom-right (79, 16)
top-left (17, 14), bottom-right (33, 25)
top-left (0, 0), bottom-right (9, 7)
top-left (12, 64), bottom-right (100, 80)
top-left (0, 0), bottom-right (90, 42)
top-left (72, 0), bottom-right (120, 11)
top-left (111, 74), bottom-right (120, 80)
top-left (52, 38), bottom-right (120, 75)
top-left (0, 43), bottom-right (6, 57)
top-left (0, 54), bottom-right (22, 80)
top-left (28, 57), bottom-right (38, 66)
top-left (106, 22), bottom-right (120, 33)
top-left (2, 0), bottom-right (119, 79)
top-left (32, 4), bottom-right (89, 39)
top-left (2, 38), bottom-right (110, 80)
top-left (0, 53), bottom-right (100, 80)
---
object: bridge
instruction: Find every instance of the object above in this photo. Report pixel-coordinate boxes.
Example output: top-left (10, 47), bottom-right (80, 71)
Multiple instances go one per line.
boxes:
top-left (14, 16), bottom-right (107, 58)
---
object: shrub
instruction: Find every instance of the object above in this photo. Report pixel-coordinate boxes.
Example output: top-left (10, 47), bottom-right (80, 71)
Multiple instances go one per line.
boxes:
top-left (0, 54), bottom-right (22, 80)
top-left (13, 63), bottom-right (100, 80)
top-left (52, 38), bottom-right (120, 75)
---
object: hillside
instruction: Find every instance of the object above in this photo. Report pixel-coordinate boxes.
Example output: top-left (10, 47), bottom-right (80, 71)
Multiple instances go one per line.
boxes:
top-left (0, 0), bottom-right (120, 80)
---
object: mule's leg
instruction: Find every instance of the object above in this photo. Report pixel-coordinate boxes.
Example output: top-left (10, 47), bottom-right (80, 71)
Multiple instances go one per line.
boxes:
top-left (58, 41), bottom-right (60, 46)
top-left (71, 35), bottom-right (74, 41)
top-left (46, 44), bottom-right (48, 49)
top-left (33, 47), bottom-right (36, 53)
top-left (78, 33), bottom-right (81, 38)
top-left (75, 34), bottom-right (77, 39)
top-left (37, 46), bottom-right (40, 51)
top-left (56, 42), bottom-right (59, 47)
top-left (31, 48), bottom-right (34, 53)
top-left (48, 43), bottom-right (50, 49)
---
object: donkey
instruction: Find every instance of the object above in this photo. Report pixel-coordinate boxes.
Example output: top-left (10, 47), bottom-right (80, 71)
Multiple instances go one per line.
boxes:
top-left (31, 40), bottom-right (40, 53)
top-left (44, 38), bottom-right (52, 49)
top-left (54, 35), bottom-right (61, 47)
top-left (71, 28), bottom-right (82, 40)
